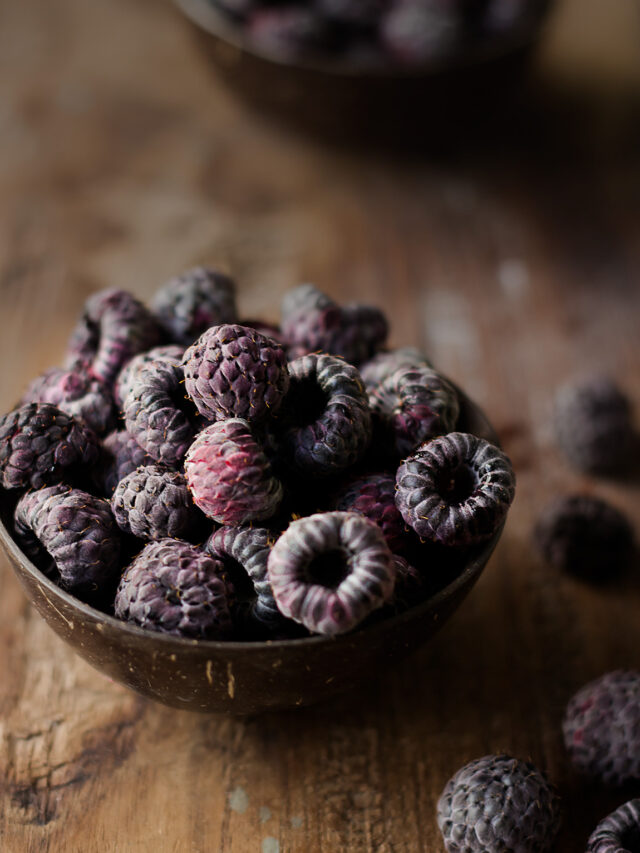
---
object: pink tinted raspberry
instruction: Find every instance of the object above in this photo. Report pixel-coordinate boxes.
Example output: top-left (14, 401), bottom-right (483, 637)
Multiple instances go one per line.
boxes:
top-left (185, 419), bottom-right (283, 526)
top-left (22, 366), bottom-right (115, 435)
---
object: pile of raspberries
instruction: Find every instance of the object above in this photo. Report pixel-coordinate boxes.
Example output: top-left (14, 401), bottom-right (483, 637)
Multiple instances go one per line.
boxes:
top-left (0, 271), bottom-right (515, 641)
top-left (208, 0), bottom-right (549, 69)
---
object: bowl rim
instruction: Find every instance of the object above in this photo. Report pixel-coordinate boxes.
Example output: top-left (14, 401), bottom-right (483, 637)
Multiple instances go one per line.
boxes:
top-left (173, 0), bottom-right (546, 80)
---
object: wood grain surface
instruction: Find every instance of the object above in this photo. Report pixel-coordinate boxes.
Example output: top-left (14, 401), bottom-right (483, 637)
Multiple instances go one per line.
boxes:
top-left (1, 0), bottom-right (639, 850)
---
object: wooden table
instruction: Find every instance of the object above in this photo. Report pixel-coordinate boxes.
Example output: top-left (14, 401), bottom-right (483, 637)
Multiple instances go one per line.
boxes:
top-left (1, 1), bottom-right (639, 849)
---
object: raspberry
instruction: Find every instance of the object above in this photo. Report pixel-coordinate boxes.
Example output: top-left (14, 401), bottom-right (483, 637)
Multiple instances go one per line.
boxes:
top-left (334, 472), bottom-right (407, 554)
top-left (65, 288), bottom-right (162, 386)
top-left (185, 419), bottom-right (283, 525)
top-left (98, 430), bottom-right (157, 496)
top-left (360, 347), bottom-right (432, 391)
top-left (151, 267), bottom-right (238, 347)
top-left (247, 8), bottom-right (326, 60)
top-left (183, 324), bottom-right (290, 423)
top-left (111, 465), bottom-right (201, 541)
top-left (22, 367), bottom-right (115, 435)
top-left (369, 365), bottom-right (460, 458)
top-left (316, 0), bottom-right (382, 25)
top-left (114, 344), bottom-right (183, 408)
top-left (14, 484), bottom-right (120, 595)
top-left (563, 671), bottom-right (640, 786)
top-left (395, 432), bottom-right (515, 546)
top-left (554, 374), bottom-right (636, 475)
top-left (204, 526), bottom-right (285, 634)
top-left (114, 539), bottom-right (231, 639)
top-left (267, 511), bottom-right (396, 635)
top-left (534, 494), bottom-right (634, 581)
top-left (123, 360), bottom-right (197, 466)
top-left (437, 754), bottom-right (561, 852)
top-left (275, 354), bottom-right (372, 477)
top-left (381, 0), bottom-right (460, 66)
top-left (0, 403), bottom-right (100, 491)
top-left (587, 800), bottom-right (640, 853)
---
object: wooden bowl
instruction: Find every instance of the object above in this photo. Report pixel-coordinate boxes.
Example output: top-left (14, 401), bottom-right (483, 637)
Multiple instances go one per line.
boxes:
top-left (173, 0), bottom-right (551, 142)
top-left (0, 392), bottom-right (504, 716)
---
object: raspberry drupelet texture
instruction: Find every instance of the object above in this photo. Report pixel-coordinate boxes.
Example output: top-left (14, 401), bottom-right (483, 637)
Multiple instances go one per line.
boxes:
top-left (183, 324), bottom-right (290, 423)
top-left (395, 432), bottom-right (515, 546)
top-left (205, 526), bottom-right (284, 634)
top-left (534, 494), bottom-right (634, 581)
top-left (0, 403), bottom-right (100, 491)
top-left (437, 754), bottom-right (561, 853)
top-left (334, 473), bottom-right (407, 554)
top-left (275, 354), bottom-right (372, 477)
top-left (359, 346), bottom-right (432, 391)
top-left (124, 360), bottom-right (196, 466)
top-left (22, 367), bottom-right (115, 435)
top-left (114, 539), bottom-right (231, 638)
top-left (267, 511), bottom-right (396, 635)
top-left (185, 419), bottom-right (283, 525)
top-left (151, 267), bottom-right (238, 347)
top-left (98, 430), bottom-right (157, 496)
top-left (111, 465), bottom-right (200, 542)
top-left (14, 485), bottom-right (120, 595)
top-left (587, 800), bottom-right (640, 853)
top-left (280, 284), bottom-right (388, 365)
top-left (65, 288), bottom-right (162, 387)
top-left (114, 344), bottom-right (184, 408)
top-left (554, 374), bottom-right (636, 475)
top-left (369, 365), bottom-right (460, 458)
top-left (563, 670), bottom-right (640, 786)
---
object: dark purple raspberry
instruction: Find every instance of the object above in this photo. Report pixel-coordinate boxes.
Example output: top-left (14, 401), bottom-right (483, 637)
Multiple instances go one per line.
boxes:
top-left (123, 360), bottom-right (196, 466)
top-left (281, 285), bottom-right (388, 366)
top-left (65, 288), bottom-right (162, 387)
top-left (388, 554), bottom-right (424, 611)
top-left (183, 324), bottom-right (290, 423)
top-left (334, 473), bottom-right (407, 554)
top-left (563, 671), bottom-right (640, 786)
top-left (22, 367), bottom-right (115, 435)
top-left (0, 403), bottom-right (100, 491)
top-left (534, 494), bottom-right (634, 581)
top-left (111, 465), bottom-right (200, 541)
top-left (247, 8), bottom-right (327, 60)
top-left (151, 267), bottom-right (238, 347)
top-left (114, 344), bottom-right (183, 408)
top-left (360, 347), bottom-right (433, 391)
top-left (554, 374), bottom-right (636, 475)
top-left (98, 430), bottom-right (157, 496)
top-left (437, 754), bottom-right (561, 853)
top-left (275, 354), bottom-right (371, 477)
top-left (204, 526), bottom-right (285, 634)
top-left (14, 484), bottom-right (120, 595)
top-left (185, 419), bottom-right (283, 525)
top-left (381, 0), bottom-right (460, 67)
top-left (395, 432), bottom-right (515, 546)
top-left (267, 511), bottom-right (396, 635)
top-left (369, 365), bottom-right (460, 458)
top-left (239, 318), bottom-right (286, 347)
top-left (587, 800), bottom-right (640, 853)
top-left (114, 539), bottom-right (231, 639)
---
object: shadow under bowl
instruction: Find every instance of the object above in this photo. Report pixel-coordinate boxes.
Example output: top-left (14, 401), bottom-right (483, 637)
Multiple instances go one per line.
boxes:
top-left (0, 391), bottom-right (503, 716)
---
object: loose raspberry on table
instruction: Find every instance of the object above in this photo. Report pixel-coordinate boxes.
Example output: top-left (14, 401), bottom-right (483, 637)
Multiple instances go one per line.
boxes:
top-left (0, 403), bottom-right (100, 491)
top-left (534, 494), bottom-right (634, 581)
top-left (123, 360), bottom-right (197, 466)
top-left (151, 267), bottom-right (238, 347)
top-left (22, 366), bottom-right (115, 435)
top-left (267, 511), bottom-right (396, 635)
top-left (114, 344), bottom-right (184, 408)
top-left (395, 432), bottom-right (515, 546)
top-left (563, 670), bottom-right (640, 786)
top-left (97, 430), bottom-right (157, 496)
top-left (114, 539), bottom-right (231, 639)
top-left (185, 418), bottom-right (283, 525)
top-left (369, 365), bottom-right (459, 458)
top-left (183, 324), bottom-right (290, 423)
top-left (65, 288), bottom-right (162, 386)
top-left (586, 800), bottom-right (640, 853)
top-left (359, 346), bottom-right (432, 391)
top-left (436, 754), bottom-right (561, 852)
top-left (111, 465), bottom-right (201, 542)
top-left (274, 353), bottom-right (372, 477)
top-left (14, 484), bottom-right (120, 595)
top-left (333, 472), bottom-right (407, 554)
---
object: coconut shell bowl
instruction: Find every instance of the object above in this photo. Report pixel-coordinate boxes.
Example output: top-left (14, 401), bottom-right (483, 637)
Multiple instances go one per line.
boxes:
top-left (0, 389), bottom-right (504, 716)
